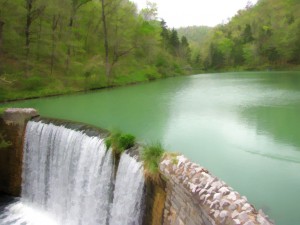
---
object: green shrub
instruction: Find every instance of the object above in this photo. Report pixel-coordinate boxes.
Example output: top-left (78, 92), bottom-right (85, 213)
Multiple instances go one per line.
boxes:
top-left (119, 134), bottom-right (135, 150)
top-left (105, 138), bottom-right (112, 150)
top-left (142, 143), bottom-right (165, 180)
top-left (22, 76), bottom-right (46, 91)
top-left (105, 131), bottom-right (136, 154)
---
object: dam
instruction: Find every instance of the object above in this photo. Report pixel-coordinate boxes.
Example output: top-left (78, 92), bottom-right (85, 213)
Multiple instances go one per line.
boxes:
top-left (0, 108), bottom-right (273, 225)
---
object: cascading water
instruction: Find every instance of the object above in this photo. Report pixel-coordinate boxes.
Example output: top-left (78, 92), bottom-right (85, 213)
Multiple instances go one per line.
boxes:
top-left (109, 153), bottom-right (145, 225)
top-left (0, 121), bottom-right (145, 225)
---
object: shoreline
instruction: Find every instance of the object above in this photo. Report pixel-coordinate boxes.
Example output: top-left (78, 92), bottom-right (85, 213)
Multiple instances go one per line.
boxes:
top-left (1, 68), bottom-right (300, 104)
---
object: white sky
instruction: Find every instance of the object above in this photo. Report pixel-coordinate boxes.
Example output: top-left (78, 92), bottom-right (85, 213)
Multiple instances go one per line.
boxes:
top-left (131, 0), bottom-right (258, 28)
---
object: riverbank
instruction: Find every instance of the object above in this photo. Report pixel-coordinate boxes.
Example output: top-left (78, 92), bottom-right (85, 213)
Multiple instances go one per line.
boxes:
top-left (2, 65), bottom-right (300, 104)
top-left (0, 68), bottom-right (190, 104)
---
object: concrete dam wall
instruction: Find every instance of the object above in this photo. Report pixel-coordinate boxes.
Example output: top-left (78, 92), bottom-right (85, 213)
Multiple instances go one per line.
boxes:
top-left (0, 108), bottom-right (273, 225)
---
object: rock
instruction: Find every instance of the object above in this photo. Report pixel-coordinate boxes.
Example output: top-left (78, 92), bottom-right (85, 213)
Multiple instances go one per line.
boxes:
top-left (258, 209), bottom-right (268, 218)
top-left (188, 182), bottom-right (198, 193)
top-left (219, 210), bottom-right (228, 218)
top-left (195, 167), bottom-right (203, 173)
top-left (176, 155), bottom-right (186, 167)
top-left (234, 199), bottom-right (246, 207)
top-left (213, 210), bottom-right (220, 218)
top-left (233, 219), bottom-right (242, 225)
top-left (257, 214), bottom-right (272, 225)
top-left (241, 196), bottom-right (248, 201)
top-left (227, 192), bottom-right (237, 201)
top-left (242, 203), bottom-right (251, 211)
top-left (220, 199), bottom-right (231, 208)
top-left (228, 203), bottom-right (237, 211)
top-left (213, 193), bottom-right (222, 201)
top-left (219, 187), bottom-right (230, 195)
top-left (207, 186), bottom-right (217, 194)
top-left (161, 159), bottom-right (170, 166)
top-left (244, 220), bottom-right (255, 225)
top-left (210, 200), bottom-right (220, 209)
top-left (203, 193), bottom-right (211, 203)
top-left (231, 210), bottom-right (239, 218)
top-left (199, 188), bottom-right (207, 196)
top-left (238, 211), bottom-right (249, 222)
top-left (211, 181), bottom-right (223, 189)
top-left (172, 165), bottom-right (177, 171)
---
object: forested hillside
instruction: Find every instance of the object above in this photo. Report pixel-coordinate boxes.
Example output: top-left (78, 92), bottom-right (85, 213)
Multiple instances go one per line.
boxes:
top-left (192, 0), bottom-right (300, 70)
top-left (177, 26), bottom-right (211, 68)
top-left (177, 26), bottom-right (211, 45)
top-left (0, 0), bottom-right (191, 102)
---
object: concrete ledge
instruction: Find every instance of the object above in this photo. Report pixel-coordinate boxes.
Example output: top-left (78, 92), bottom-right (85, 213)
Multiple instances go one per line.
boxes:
top-left (0, 108), bottom-right (39, 196)
top-left (2, 108), bottom-right (38, 125)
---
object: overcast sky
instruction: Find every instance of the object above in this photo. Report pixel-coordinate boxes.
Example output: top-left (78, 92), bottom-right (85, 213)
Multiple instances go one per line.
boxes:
top-left (131, 0), bottom-right (258, 28)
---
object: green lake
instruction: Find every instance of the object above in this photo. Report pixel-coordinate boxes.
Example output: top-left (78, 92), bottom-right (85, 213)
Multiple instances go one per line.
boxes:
top-left (4, 71), bottom-right (300, 225)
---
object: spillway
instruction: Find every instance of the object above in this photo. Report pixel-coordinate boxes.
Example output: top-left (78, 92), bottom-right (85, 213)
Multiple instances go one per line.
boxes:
top-left (0, 121), bottom-right (145, 225)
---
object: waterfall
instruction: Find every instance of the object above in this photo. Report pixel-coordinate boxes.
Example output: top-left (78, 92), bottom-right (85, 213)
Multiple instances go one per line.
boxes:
top-left (0, 121), bottom-right (145, 225)
top-left (109, 153), bottom-right (145, 225)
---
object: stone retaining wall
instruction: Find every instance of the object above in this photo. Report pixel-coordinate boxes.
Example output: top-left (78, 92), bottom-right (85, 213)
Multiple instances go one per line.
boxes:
top-left (159, 155), bottom-right (273, 225)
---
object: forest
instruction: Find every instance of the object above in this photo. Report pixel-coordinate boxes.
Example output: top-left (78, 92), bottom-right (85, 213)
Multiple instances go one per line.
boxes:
top-left (0, 0), bottom-right (300, 102)
top-left (0, 0), bottom-right (191, 101)
top-left (189, 0), bottom-right (300, 71)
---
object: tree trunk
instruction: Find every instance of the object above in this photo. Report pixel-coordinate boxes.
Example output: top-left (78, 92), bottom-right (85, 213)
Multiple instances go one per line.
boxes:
top-left (25, 0), bottom-right (33, 59)
top-left (65, 16), bottom-right (73, 72)
top-left (0, 20), bottom-right (4, 54)
top-left (101, 0), bottom-right (110, 80)
top-left (51, 15), bottom-right (60, 75)
top-left (25, 0), bottom-right (33, 76)
top-left (36, 17), bottom-right (42, 61)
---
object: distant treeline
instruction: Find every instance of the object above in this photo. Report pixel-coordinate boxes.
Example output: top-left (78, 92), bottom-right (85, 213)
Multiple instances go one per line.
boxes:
top-left (180, 0), bottom-right (300, 71)
top-left (0, 0), bottom-right (191, 101)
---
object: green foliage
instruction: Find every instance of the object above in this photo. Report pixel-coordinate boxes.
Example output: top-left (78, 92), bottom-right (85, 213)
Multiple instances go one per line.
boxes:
top-left (0, 133), bottom-right (11, 149)
top-left (177, 26), bottom-right (212, 44)
top-left (119, 134), bottom-right (135, 150)
top-left (190, 0), bottom-right (300, 70)
top-left (21, 76), bottom-right (47, 91)
top-left (105, 138), bottom-right (111, 150)
top-left (105, 131), bottom-right (136, 154)
top-left (142, 143), bottom-right (165, 179)
top-left (0, 0), bottom-right (191, 102)
top-left (0, 107), bottom-right (6, 115)
top-left (177, 26), bottom-right (212, 67)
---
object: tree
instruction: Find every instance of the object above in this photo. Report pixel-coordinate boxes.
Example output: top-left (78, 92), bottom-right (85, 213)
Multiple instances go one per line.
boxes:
top-left (169, 28), bottom-right (180, 56)
top-left (100, 0), bottom-right (110, 78)
top-left (179, 35), bottom-right (191, 62)
top-left (140, 1), bottom-right (158, 21)
top-left (0, 0), bottom-right (8, 54)
top-left (66, 0), bottom-right (92, 70)
top-left (242, 24), bottom-right (254, 43)
top-left (24, 0), bottom-right (45, 74)
top-left (25, 0), bottom-right (45, 59)
top-left (160, 19), bottom-right (169, 50)
top-left (100, 0), bottom-right (138, 80)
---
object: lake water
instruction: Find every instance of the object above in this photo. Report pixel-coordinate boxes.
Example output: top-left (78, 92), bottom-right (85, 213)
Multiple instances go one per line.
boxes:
top-left (4, 71), bottom-right (300, 225)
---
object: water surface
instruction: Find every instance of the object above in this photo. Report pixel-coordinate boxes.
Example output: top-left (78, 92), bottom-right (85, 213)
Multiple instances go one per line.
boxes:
top-left (4, 71), bottom-right (300, 225)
